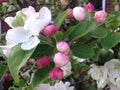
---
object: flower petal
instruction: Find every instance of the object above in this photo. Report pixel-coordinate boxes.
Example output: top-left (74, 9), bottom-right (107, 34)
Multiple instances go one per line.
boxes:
top-left (5, 17), bottom-right (14, 28)
top-left (38, 7), bottom-right (51, 25)
top-left (21, 37), bottom-right (40, 50)
top-left (24, 7), bottom-right (51, 36)
top-left (6, 27), bottom-right (31, 44)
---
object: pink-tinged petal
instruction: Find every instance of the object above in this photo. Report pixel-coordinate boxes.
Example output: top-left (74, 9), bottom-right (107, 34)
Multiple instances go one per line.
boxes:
top-left (0, 45), bottom-right (15, 57)
top-left (21, 37), bottom-right (40, 50)
top-left (22, 6), bottom-right (36, 18)
top-left (6, 27), bottom-right (31, 44)
top-left (38, 7), bottom-right (51, 25)
top-left (24, 7), bottom-right (51, 36)
top-left (5, 17), bottom-right (14, 28)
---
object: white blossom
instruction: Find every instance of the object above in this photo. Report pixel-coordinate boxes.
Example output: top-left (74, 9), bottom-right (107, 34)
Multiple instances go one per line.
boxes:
top-left (88, 64), bottom-right (108, 89)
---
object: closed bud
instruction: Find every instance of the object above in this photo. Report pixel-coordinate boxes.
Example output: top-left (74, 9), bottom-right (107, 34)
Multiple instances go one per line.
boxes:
top-left (43, 24), bottom-right (57, 37)
top-left (94, 10), bottom-right (107, 24)
top-left (73, 7), bottom-right (86, 21)
top-left (56, 41), bottom-right (70, 54)
top-left (49, 67), bottom-right (63, 80)
top-left (85, 3), bottom-right (95, 12)
top-left (66, 9), bottom-right (73, 19)
top-left (53, 52), bottom-right (69, 67)
top-left (36, 56), bottom-right (50, 69)
top-left (5, 72), bottom-right (11, 79)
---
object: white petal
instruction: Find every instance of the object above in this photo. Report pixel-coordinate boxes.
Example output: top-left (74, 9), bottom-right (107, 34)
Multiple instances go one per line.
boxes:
top-left (0, 45), bottom-right (15, 57)
top-left (5, 17), bottom-right (14, 28)
top-left (38, 7), bottom-right (51, 24)
top-left (6, 27), bottom-right (31, 44)
top-left (24, 7), bottom-right (51, 36)
top-left (21, 37), bottom-right (40, 50)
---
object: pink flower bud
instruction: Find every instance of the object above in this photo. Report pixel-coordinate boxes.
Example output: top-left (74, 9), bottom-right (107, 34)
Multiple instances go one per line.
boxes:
top-left (43, 24), bottom-right (57, 37)
top-left (36, 56), bottom-right (50, 69)
top-left (22, 6), bottom-right (36, 18)
top-left (0, 0), bottom-right (8, 2)
top-left (56, 41), bottom-right (70, 54)
top-left (85, 3), bottom-right (95, 12)
top-left (5, 72), bottom-right (11, 79)
top-left (66, 9), bottom-right (73, 19)
top-left (73, 7), bottom-right (86, 21)
top-left (94, 10), bottom-right (107, 24)
top-left (53, 52), bottom-right (69, 67)
top-left (49, 67), bottom-right (63, 80)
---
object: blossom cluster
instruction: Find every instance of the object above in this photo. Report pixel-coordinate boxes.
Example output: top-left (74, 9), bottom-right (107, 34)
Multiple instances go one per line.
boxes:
top-left (0, 2), bottom-right (111, 90)
top-left (88, 59), bottom-right (120, 90)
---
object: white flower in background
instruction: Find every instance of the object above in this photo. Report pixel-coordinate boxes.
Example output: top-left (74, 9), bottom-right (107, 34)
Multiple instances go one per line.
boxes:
top-left (50, 81), bottom-right (74, 90)
top-left (36, 81), bottom-right (74, 90)
top-left (88, 64), bottom-right (108, 89)
top-left (36, 84), bottom-right (51, 90)
top-left (72, 56), bottom-right (86, 62)
top-left (109, 85), bottom-right (120, 90)
top-left (104, 59), bottom-right (120, 85)
top-left (61, 62), bottom-right (72, 76)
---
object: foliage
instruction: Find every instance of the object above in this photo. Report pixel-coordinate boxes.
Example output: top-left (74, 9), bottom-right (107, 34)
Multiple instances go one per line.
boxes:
top-left (1, 0), bottom-right (120, 90)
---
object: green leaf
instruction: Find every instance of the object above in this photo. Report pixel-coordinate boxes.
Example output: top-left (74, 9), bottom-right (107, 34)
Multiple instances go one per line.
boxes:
top-left (30, 63), bottom-right (54, 88)
top-left (31, 44), bottom-right (54, 59)
top-left (10, 0), bottom-right (18, 6)
top-left (89, 25), bottom-right (108, 38)
top-left (7, 44), bottom-right (35, 83)
top-left (0, 61), bottom-right (7, 77)
top-left (54, 9), bottom-right (69, 28)
top-left (71, 42), bottom-right (95, 58)
top-left (67, 20), bottom-right (96, 41)
top-left (54, 31), bottom-right (64, 42)
top-left (12, 12), bottom-right (25, 27)
top-left (101, 32), bottom-right (120, 50)
top-left (105, 11), bottom-right (120, 30)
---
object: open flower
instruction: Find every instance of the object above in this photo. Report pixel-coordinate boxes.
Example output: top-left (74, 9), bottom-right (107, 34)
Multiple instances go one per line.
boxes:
top-left (104, 59), bottom-right (120, 85)
top-left (88, 64), bottom-right (108, 89)
top-left (0, 7), bottom-right (51, 58)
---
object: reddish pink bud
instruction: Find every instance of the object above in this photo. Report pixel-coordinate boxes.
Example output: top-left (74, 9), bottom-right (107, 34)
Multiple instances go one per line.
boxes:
top-left (66, 9), bottom-right (73, 19)
top-left (0, 0), bottom-right (8, 2)
top-left (56, 41), bottom-right (70, 54)
top-left (73, 7), bottom-right (86, 21)
top-left (85, 3), bottom-right (95, 12)
top-left (43, 25), bottom-right (57, 37)
top-left (5, 72), bottom-right (11, 79)
top-left (94, 10), bottom-right (107, 24)
top-left (53, 52), bottom-right (69, 67)
top-left (36, 56), bottom-right (50, 69)
top-left (49, 67), bottom-right (63, 80)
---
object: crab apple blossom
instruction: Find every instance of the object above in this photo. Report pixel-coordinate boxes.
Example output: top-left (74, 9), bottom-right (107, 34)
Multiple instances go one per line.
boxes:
top-left (66, 9), bottom-right (73, 19)
top-left (49, 67), bottom-right (63, 80)
top-left (0, 7), bottom-right (52, 53)
top-left (85, 2), bottom-right (95, 12)
top-left (88, 64), bottom-right (108, 89)
top-left (56, 41), bottom-right (70, 54)
top-left (36, 56), bottom-right (51, 69)
top-left (43, 24), bottom-right (57, 37)
top-left (53, 52), bottom-right (69, 67)
top-left (73, 7), bottom-right (86, 21)
top-left (94, 10), bottom-right (107, 24)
